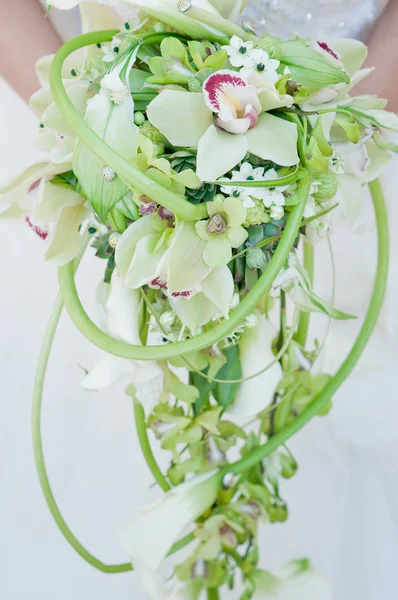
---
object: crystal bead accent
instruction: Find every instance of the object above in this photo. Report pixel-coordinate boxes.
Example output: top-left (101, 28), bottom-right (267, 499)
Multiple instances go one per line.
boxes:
top-left (242, 20), bottom-right (256, 33)
top-left (177, 0), bottom-right (192, 13)
top-left (102, 166), bottom-right (116, 182)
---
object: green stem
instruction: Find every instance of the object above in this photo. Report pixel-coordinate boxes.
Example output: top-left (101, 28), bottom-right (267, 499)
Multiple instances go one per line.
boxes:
top-left (225, 178), bottom-right (389, 476)
top-left (32, 292), bottom-right (133, 574)
top-left (32, 292), bottom-right (193, 573)
top-left (133, 401), bottom-right (171, 492)
top-left (294, 241), bottom-right (314, 347)
top-left (49, 31), bottom-right (207, 222)
top-left (58, 197), bottom-right (306, 360)
top-left (207, 588), bottom-right (220, 600)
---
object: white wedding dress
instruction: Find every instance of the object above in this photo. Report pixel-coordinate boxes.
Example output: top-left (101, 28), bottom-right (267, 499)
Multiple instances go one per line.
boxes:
top-left (0, 2), bottom-right (397, 600)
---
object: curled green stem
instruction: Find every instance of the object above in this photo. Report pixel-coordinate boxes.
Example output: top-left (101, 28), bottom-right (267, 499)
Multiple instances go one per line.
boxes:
top-left (225, 178), bottom-right (389, 476)
top-left (294, 241), bottom-right (314, 347)
top-left (58, 197), bottom-right (306, 360)
top-left (49, 31), bottom-right (207, 222)
top-left (133, 400), bottom-right (171, 492)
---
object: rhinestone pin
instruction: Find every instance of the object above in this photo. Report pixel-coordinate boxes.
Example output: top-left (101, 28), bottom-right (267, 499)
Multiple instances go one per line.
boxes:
top-left (242, 21), bottom-right (256, 34)
top-left (108, 232), bottom-right (121, 249)
top-left (102, 166), bottom-right (116, 182)
top-left (177, 0), bottom-right (192, 13)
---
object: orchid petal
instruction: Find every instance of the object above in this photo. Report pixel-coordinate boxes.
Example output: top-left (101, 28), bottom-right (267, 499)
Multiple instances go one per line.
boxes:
top-left (166, 222), bottom-right (211, 293)
top-left (223, 196), bottom-right (246, 226)
top-left (200, 266), bottom-right (234, 318)
top-left (203, 237), bottom-right (232, 268)
top-left (106, 271), bottom-right (141, 343)
top-left (171, 293), bottom-right (220, 333)
top-left (227, 313), bottom-right (282, 418)
top-left (363, 138), bottom-right (393, 182)
top-left (245, 113), bottom-right (299, 166)
top-left (41, 81), bottom-right (90, 138)
top-left (44, 202), bottom-right (90, 265)
top-left (196, 125), bottom-right (248, 181)
top-left (258, 88), bottom-right (294, 112)
top-left (147, 91), bottom-right (213, 147)
top-left (253, 565), bottom-right (334, 600)
top-left (125, 233), bottom-right (167, 289)
top-left (118, 470), bottom-right (221, 571)
top-left (328, 38), bottom-right (367, 76)
top-left (116, 215), bottom-right (157, 279)
top-left (226, 225), bottom-right (248, 248)
top-left (81, 353), bottom-right (138, 390)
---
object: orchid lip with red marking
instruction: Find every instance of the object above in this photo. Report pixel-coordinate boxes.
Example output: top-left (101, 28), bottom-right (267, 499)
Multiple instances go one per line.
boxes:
top-left (25, 216), bottom-right (48, 241)
top-left (28, 179), bottom-right (41, 194)
top-left (203, 70), bottom-right (247, 113)
top-left (317, 41), bottom-right (340, 61)
top-left (171, 291), bottom-right (192, 298)
top-left (150, 277), bottom-right (168, 291)
top-left (244, 104), bottom-right (259, 129)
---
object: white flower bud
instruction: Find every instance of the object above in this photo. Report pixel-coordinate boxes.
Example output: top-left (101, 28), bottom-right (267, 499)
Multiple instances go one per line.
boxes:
top-left (159, 310), bottom-right (175, 329)
top-left (244, 313), bottom-right (259, 328)
top-left (270, 205), bottom-right (285, 220)
top-left (231, 292), bottom-right (240, 309)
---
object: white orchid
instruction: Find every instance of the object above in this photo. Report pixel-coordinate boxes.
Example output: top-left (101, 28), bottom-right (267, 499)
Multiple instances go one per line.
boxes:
top-left (252, 562), bottom-right (334, 599)
top-left (81, 271), bottom-right (164, 415)
top-left (47, 0), bottom-right (82, 8)
top-left (115, 216), bottom-right (234, 333)
top-left (147, 70), bottom-right (299, 182)
top-left (227, 312), bottom-right (282, 419)
top-left (0, 163), bottom-right (93, 265)
top-left (118, 470), bottom-right (221, 571)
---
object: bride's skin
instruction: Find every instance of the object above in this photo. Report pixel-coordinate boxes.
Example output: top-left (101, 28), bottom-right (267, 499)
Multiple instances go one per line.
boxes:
top-left (0, 0), bottom-right (397, 110)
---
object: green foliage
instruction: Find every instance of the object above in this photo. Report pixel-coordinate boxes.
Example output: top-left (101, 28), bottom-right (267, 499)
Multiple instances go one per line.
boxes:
top-left (212, 346), bottom-right (242, 410)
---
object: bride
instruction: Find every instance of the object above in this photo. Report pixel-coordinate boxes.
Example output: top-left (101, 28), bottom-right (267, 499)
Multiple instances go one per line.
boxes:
top-left (0, 1), bottom-right (396, 599)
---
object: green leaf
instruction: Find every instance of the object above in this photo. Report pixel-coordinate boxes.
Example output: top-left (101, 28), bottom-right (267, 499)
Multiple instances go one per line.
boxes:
top-left (213, 345), bottom-right (242, 410)
top-left (115, 191), bottom-right (139, 221)
top-left (280, 41), bottom-right (350, 92)
top-left (307, 290), bottom-right (356, 320)
top-left (204, 49), bottom-right (228, 70)
top-left (73, 90), bottom-right (138, 222)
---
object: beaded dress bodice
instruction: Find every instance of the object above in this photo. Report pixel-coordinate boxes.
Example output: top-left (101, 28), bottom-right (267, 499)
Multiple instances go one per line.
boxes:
top-left (242, 0), bottom-right (386, 40)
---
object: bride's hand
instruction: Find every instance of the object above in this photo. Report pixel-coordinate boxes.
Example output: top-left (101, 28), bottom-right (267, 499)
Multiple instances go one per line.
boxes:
top-left (355, 0), bottom-right (398, 112)
top-left (0, 0), bottom-right (62, 103)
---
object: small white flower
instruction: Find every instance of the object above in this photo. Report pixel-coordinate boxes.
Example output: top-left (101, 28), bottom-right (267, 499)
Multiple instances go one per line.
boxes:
top-left (223, 35), bottom-right (255, 68)
top-left (243, 312), bottom-right (259, 328)
top-left (101, 71), bottom-right (129, 105)
top-left (270, 205), bottom-right (284, 220)
top-left (220, 163), bottom-right (274, 208)
top-left (159, 310), bottom-right (176, 330)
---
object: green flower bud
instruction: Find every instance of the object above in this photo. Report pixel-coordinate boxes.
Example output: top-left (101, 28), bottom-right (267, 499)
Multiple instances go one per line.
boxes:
top-left (306, 138), bottom-right (329, 172)
top-left (312, 118), bottom-right (333, 157)
top-left (312, 172), bottom-right (339, 201)
top-left (246, 246), bottom-right (267, 270)
top-left (335, 115), bottom-right (361, 143)
top-left (154, 21), bottom-right (166, 33)
top-left (256, 35), bottom-right (282, 61)
top-left (269, 504), bottom-right (288, 523)
top-left (167, 465), bottom-right (185, 486)
top-left (134, 111), bottom-right (146, 126)
top-left (243, 199), bottom-right (269, 227)
top-left (280, 453), bottom-right (298, 479)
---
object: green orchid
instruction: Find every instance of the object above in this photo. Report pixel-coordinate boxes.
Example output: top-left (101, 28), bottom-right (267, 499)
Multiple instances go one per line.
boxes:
top-left (137, 133), bottom-right (201, 190)
top-left (148, 37), bottom-right (196, 85)
top-left (195, 196), bottom-right (248, 267)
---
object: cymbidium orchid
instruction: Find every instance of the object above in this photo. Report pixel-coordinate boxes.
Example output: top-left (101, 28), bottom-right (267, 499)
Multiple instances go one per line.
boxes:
top-left (147, 70), bottom-right (299, 182)
top-left (81, 271), bottom-right (164, 414)
top-left (118, 470), bottom-right (221, 571)
top-left (195, 195), bottom-right (248, 267)
top-left (115, 216), bottom-right (234, 332)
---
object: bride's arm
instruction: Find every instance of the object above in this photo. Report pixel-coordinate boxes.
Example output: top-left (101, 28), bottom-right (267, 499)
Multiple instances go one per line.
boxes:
top-left (356, 0), bottom-right (398, 111)
top-left (0, 0), bottom-right (62, 102)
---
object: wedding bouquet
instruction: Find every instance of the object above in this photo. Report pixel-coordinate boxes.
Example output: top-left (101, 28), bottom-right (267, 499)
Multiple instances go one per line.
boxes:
top-left (1, 0), bottom-right (395, 598)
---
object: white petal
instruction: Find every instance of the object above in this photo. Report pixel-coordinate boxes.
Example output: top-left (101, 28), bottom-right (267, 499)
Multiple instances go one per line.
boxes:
top-left (81, 353), bottom-right (137, 390)
top-left (196, 125), bottom-right (248, 181)
top-left (115, 216), bottom-right (157, 279)
top-left (44, 202), bottom-right (90, 265)
top-left (118, 471), bottom-right (220, 571)
top-left (201, 266), bottom-right (234, 318)
top-left (125, 233), bottom-right (168, 289)
top-left (166, 221), bottom-right (211, 293)
top-left (171, 293), bottom-right (219, 334)
top-left (227, 313), bottom-right (282, 419)
top-left (106, 271), bottom-right (141, 343)
top-left (147, 91), bottom-right (213, 147)
top-left (245, 113), bottom-right (299, 166)
top-left (328, 38), bottom-right (367, 76)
